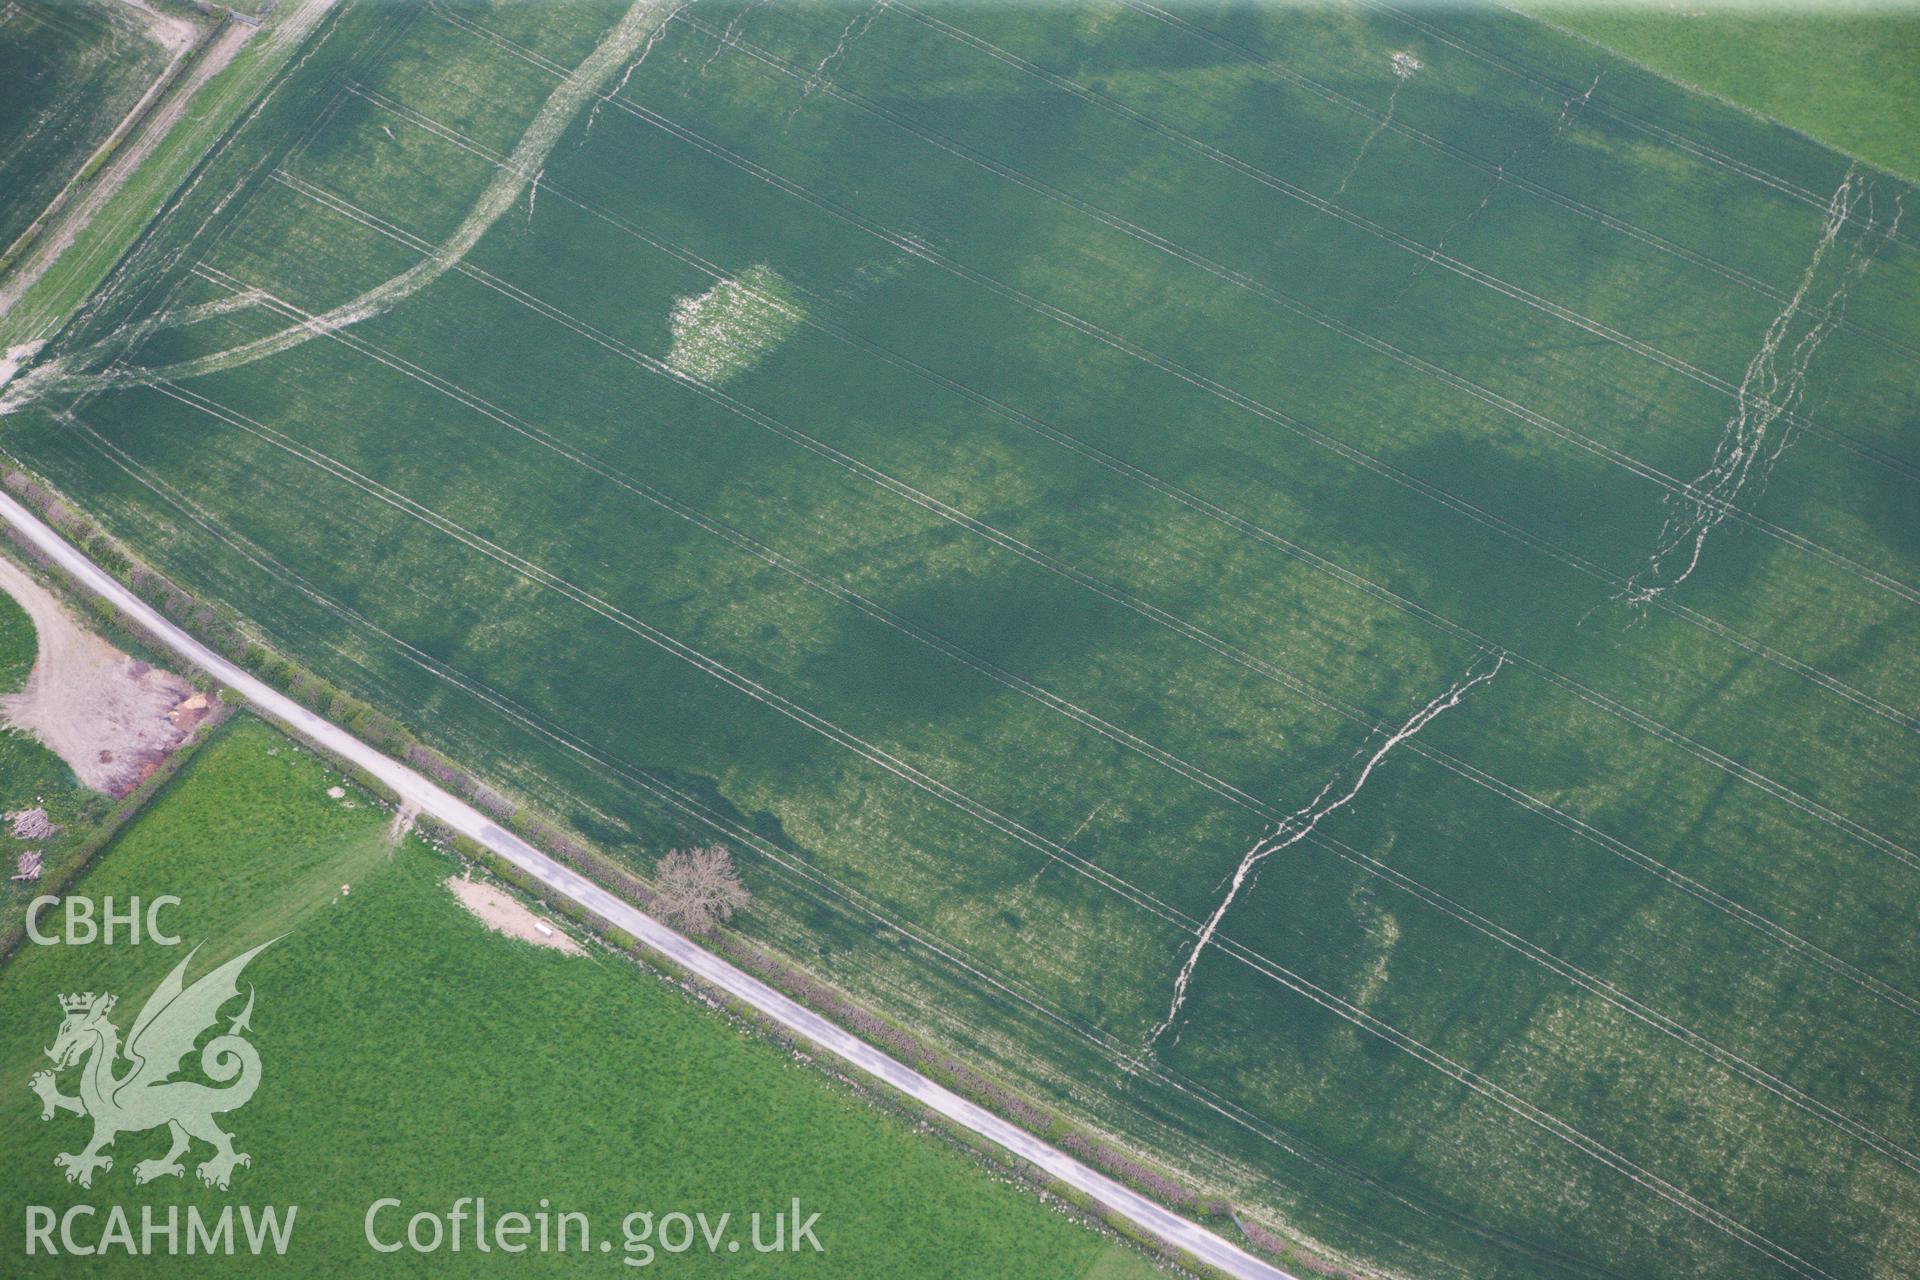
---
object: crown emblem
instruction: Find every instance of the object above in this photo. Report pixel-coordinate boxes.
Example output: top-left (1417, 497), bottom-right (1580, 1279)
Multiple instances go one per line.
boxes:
top-left (59, 992), bottom-right (112, 1017)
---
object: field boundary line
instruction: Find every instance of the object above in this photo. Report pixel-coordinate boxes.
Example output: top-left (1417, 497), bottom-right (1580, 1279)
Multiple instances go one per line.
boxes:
top-left (1358, 0), bottom-right (1920, 254)
top-left (4, 0), bottom-right (682, 410)
top-left (0, 0), bottom-right (200, 283)
top-left (1106, 0), bottom-right (1920, 368)
top-left (50, 0), bottom-right (409, 397)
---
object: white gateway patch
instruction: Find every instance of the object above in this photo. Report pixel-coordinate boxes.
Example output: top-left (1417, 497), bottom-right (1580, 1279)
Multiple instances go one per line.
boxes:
top-left (664, 264), bottom-right (802, 384)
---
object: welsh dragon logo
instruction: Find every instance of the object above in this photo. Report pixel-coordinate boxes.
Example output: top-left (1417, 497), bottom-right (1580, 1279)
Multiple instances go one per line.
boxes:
top-left (28, 940), bottom-right (273, 1190)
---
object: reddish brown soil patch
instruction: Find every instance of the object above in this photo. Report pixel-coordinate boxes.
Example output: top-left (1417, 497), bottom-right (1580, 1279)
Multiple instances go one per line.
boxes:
top-left (0, 556), bottom-right (205, 796)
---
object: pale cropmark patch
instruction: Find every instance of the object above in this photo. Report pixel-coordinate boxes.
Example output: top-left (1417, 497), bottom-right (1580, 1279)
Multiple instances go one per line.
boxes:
top-left (0, 341), bottom-right (44, 396)
top-left (1347, 900), bottom-right (1399, 1017)
top-left (663, 264), bottom-right (804, 384)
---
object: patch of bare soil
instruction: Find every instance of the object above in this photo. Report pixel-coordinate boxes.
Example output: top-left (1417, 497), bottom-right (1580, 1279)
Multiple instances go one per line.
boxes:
top-left (0, 342), bottom-right (44, 396)
top-left (0, 556), bottom-right (203, 795)
top-left (446, 876), bottom-right (584, 955)
top-left (117, 0), bottom-right (199, 56)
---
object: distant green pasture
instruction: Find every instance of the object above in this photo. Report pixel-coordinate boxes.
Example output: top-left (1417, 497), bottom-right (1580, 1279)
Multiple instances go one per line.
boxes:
top-left (1518, 3), bottom-right (1920, 182)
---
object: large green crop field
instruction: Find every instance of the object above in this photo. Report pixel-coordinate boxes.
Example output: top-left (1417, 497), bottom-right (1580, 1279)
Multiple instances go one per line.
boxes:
top-left (1, 2), bottom-right (1915, 1277)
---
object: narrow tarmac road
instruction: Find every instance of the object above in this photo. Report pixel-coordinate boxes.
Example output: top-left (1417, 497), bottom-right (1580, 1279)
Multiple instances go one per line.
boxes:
top-left (0, 487), bottom-right (1294, 1280)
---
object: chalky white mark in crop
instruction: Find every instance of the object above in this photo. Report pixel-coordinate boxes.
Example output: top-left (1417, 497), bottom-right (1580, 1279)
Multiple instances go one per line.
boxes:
top-left (701, 0), bottom-right (773, 77)
top-left (1144, 651), bottom-right (1504, 1050)
top-left (583, 0), bottom-right (691, 140)
top-left (1381, 70), bottom-right (1600, 310)
top-left (1329, 51), bottom-right (1419, 200)
top-left (786, 0), bottom-right (885, 129)
top-left (663, 263), bottom-right (803, 383)
top-left (1620, 173), bottom-right (1901, 607)
top-left (0, 342), bottom-right (45, 397)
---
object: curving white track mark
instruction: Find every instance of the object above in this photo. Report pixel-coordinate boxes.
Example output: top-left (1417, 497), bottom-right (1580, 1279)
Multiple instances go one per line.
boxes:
top-left (2, 0), bottom-right (679, 413)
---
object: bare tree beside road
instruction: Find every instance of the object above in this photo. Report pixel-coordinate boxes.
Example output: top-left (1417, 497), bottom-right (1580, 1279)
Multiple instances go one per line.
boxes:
top-left (653, 844), bottom-right (749, 936)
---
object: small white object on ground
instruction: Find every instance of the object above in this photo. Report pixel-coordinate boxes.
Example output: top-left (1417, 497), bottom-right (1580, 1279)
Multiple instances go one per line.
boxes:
top-left (327, 785), bottom-right (346, 799)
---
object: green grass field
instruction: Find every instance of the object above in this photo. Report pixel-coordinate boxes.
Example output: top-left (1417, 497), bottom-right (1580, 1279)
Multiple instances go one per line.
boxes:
top-left (0, 0), bottom-right (175, 263)
top-left (0, 714), bottom-right (1165, 1277)
top-left (1, 2), bottom-right (1915, 1277)
top-left (1519, 3), bottom-right (1920, 182)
